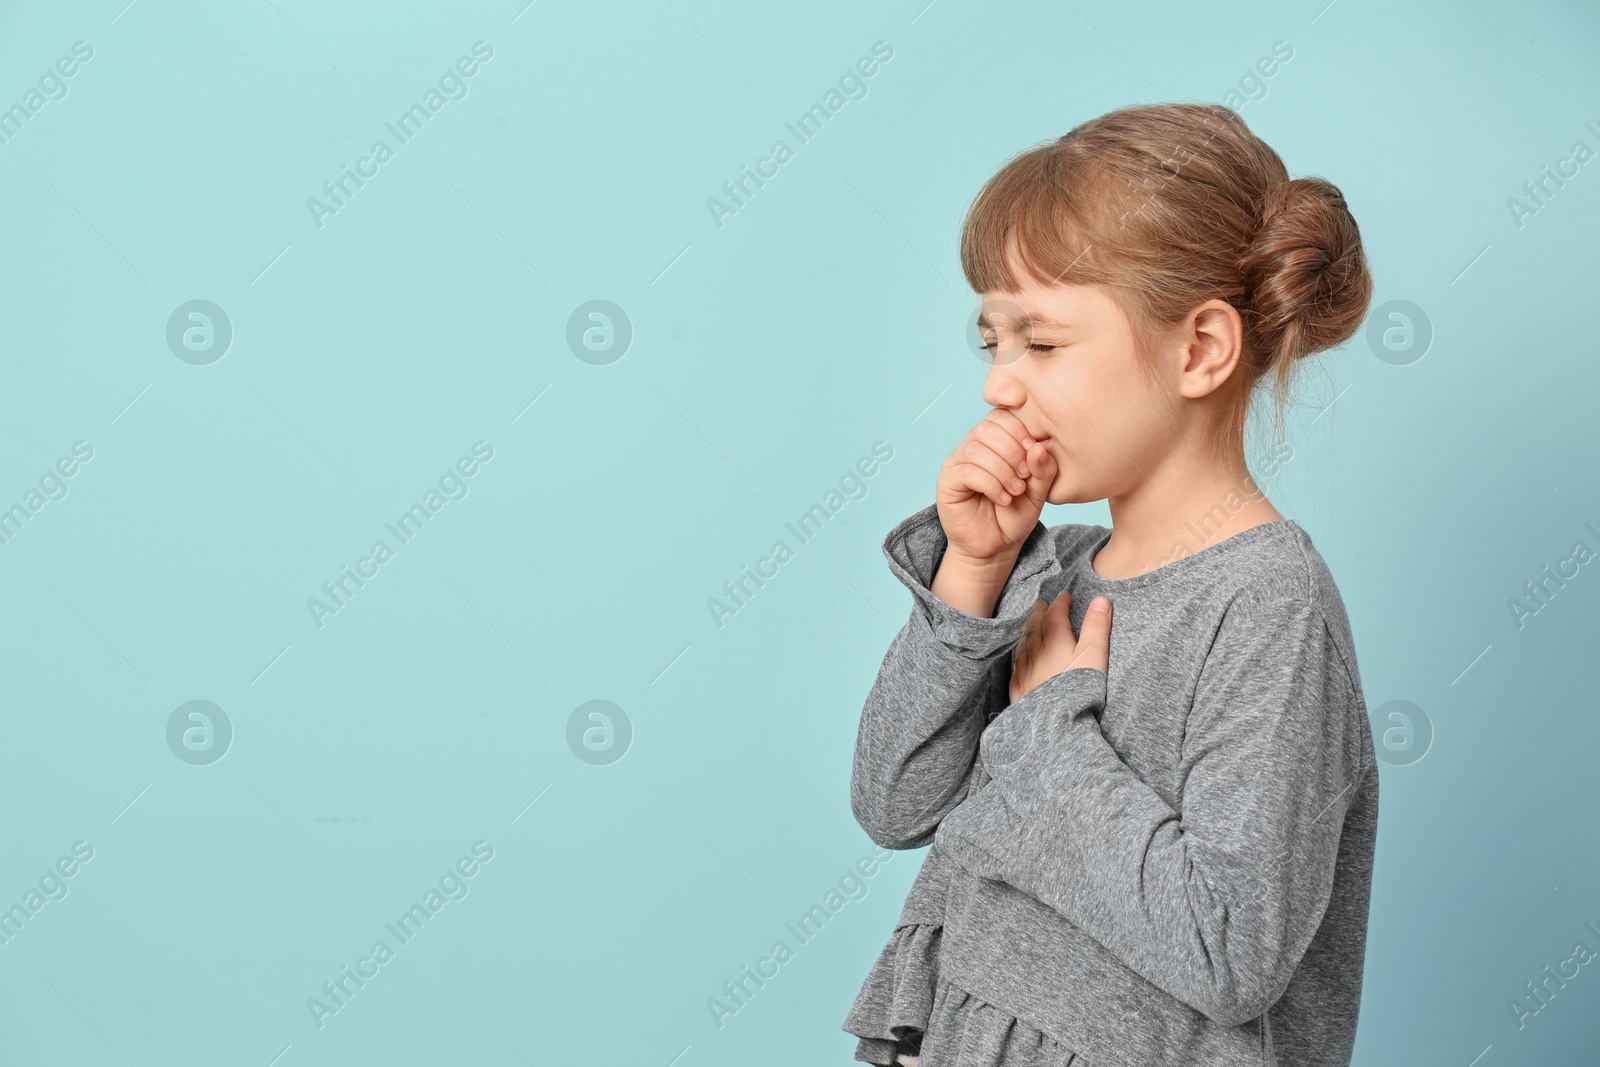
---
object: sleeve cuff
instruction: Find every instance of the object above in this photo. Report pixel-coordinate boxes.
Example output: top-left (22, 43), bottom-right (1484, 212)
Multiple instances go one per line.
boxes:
top-left (998, 665), bottom-right (1108, 723)
top-left (979, 667), bottom-right (1108, 813)
top-left (882, 502), bottom-right (1062, 661)
top-left (935, 669), bottom-right (1111, 885)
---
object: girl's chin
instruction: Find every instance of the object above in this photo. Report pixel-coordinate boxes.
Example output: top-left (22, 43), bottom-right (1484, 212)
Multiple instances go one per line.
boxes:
top-left (1044, 476), bottom-right (1094, 507)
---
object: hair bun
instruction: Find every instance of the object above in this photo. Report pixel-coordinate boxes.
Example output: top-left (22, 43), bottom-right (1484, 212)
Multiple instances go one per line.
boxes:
top-left (1239, 177), bottom-right (1372, 369)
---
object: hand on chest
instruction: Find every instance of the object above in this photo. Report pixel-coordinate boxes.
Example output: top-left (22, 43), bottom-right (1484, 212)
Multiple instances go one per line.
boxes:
top-left (982, 647), bottom-right (1193, 806)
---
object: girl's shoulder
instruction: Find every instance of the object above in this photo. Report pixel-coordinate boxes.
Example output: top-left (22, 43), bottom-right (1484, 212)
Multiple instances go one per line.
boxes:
top-left (1043, 516), bottom-right (1357, 663)
top-left (1202, 521), bottom-right (1366, 700)
top-left (1040, 516), bottom-right (1331, 600)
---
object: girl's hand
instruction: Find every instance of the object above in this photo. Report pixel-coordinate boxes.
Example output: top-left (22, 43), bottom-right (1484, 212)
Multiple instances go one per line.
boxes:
top-left (935, 409), bottom-right (1057, 568)
top-left (1010, 590), bottom-right (1112, 703)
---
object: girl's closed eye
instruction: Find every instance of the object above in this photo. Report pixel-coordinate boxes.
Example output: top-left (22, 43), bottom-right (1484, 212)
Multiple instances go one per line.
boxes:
top-left (981, 340), bottom-right (1062, 354)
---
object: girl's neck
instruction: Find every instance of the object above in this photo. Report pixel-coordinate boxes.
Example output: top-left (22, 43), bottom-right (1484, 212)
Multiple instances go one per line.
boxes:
top-left (1093, 458), bottom-right (1284, 581)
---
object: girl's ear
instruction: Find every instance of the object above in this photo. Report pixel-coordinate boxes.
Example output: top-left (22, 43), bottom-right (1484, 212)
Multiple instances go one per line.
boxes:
top-left (1176, 300), bottom-right (1246, 400)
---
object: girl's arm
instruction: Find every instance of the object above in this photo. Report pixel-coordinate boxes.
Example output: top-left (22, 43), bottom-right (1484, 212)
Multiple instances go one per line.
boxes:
top-left (933, 587), bottom-right (1372, 1025)
top-left (849, 502), bottom-right (1062, 850)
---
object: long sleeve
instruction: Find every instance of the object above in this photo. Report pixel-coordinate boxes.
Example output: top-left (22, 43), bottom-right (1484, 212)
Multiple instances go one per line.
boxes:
top-left (933, 589), bottom-right (1371, 1026)
top-left (849, 502), bottom-right (1063, 850)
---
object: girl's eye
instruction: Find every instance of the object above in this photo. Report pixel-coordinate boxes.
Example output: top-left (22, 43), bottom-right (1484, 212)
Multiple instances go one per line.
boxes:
top-left (979, 341), bottom-right (1058, 353)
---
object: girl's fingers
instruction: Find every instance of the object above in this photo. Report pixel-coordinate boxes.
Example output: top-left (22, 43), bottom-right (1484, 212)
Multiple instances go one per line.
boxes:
top-left (951, 461), bottom-right (1015, 506)
top-left (1028, 439), bottom-right (1056, 479)
top-left (1019, 439), bottom-right (1056, 503)
top-left (1017, 600), bottom-right (1044, 651)
top-left (1068, 596), bottom-right (1112, 673)
top-left (1015, 599), bottom-right (1046, 671)
top-left (982, 409), bottom-right (1039, 467)
top-left (971, 417), bottom-right (1034, 480)
top-left (1043, 589), bottom-right (1073, 640)
top-left (960, 434), bottom-right (1030, 496)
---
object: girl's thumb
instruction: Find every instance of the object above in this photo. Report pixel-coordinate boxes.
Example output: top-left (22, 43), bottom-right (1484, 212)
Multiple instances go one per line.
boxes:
top-left (1024, 440), bottom-right (1056, 505)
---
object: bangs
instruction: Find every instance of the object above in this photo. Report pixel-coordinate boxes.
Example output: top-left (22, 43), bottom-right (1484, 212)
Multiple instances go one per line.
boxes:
top-left (959, 147), bottom-right (1123, 296)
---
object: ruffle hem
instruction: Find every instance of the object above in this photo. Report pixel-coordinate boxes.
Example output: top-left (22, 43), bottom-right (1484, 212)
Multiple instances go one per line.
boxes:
top-left (843, 921), bottom-right (1081, 1066)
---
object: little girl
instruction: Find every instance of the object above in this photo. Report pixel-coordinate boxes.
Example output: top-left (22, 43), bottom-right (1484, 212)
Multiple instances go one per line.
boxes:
top-left (841, 102), bottom-right (1378, 1067)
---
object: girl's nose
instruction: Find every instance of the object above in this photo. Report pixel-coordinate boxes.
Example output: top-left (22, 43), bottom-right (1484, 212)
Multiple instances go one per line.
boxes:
top-left (981, 367), bottom-right (1024, 410)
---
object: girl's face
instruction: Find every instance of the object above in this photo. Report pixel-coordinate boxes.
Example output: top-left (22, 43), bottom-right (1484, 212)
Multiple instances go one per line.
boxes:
top-left (977, 277), bottom-right (1182, 507)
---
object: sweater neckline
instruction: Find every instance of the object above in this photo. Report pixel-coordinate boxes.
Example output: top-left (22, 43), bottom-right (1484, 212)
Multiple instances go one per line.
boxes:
top-left (1074, 518), bottom-right (1302, 592)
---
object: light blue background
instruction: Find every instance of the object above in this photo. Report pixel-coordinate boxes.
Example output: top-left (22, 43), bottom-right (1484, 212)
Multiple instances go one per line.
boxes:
top-left (1, 0), bottom-right (1596, 1063)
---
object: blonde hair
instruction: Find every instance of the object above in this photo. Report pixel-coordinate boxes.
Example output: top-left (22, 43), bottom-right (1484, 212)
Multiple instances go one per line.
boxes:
top-left (959, 102), bottom-right (1372, 459)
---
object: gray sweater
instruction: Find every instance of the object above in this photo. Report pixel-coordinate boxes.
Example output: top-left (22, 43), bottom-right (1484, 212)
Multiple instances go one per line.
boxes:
top-left (849, 502), bottom-right (1378, 1066)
